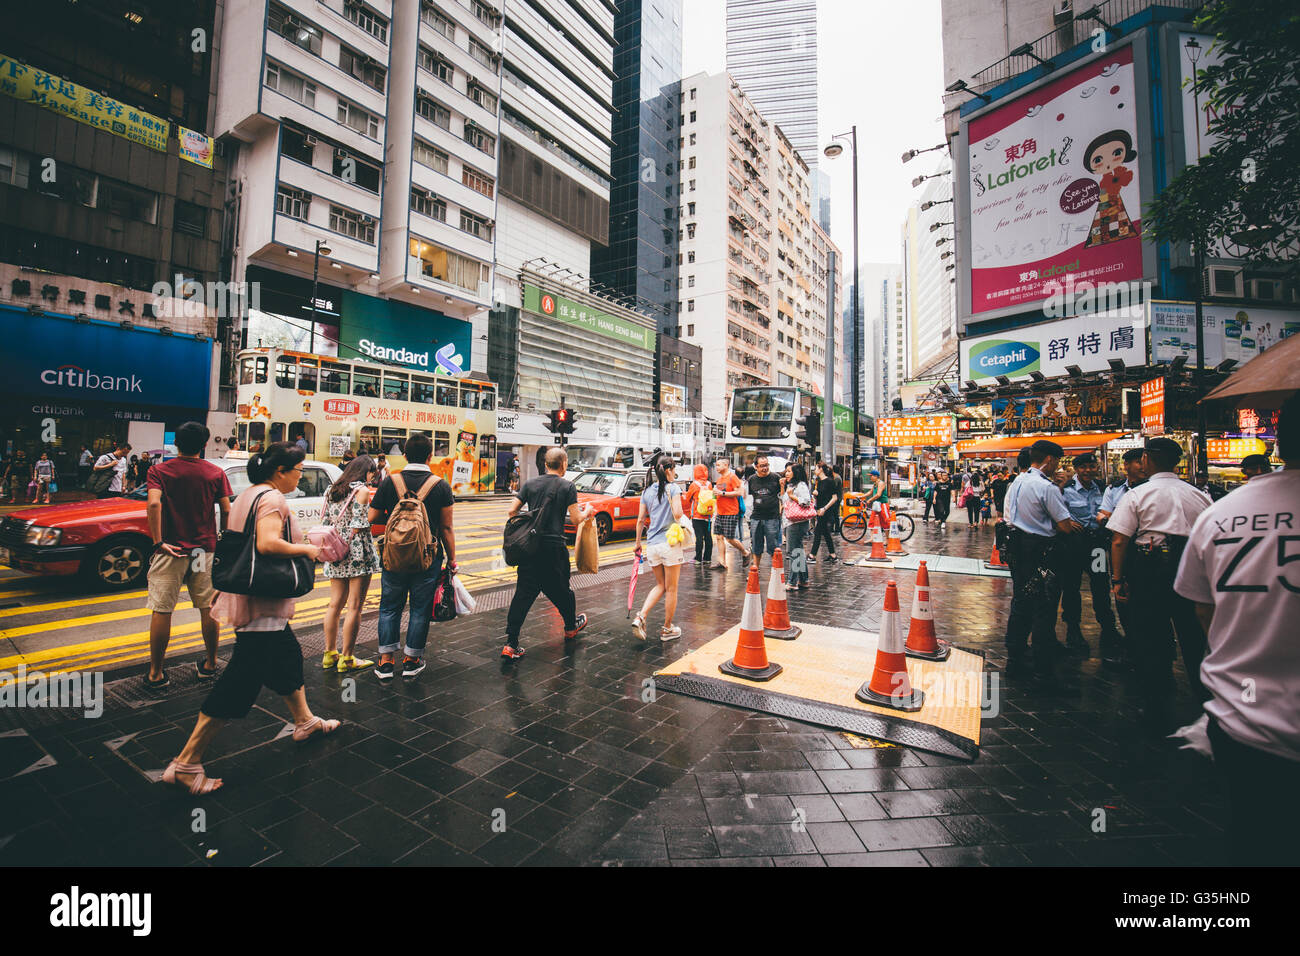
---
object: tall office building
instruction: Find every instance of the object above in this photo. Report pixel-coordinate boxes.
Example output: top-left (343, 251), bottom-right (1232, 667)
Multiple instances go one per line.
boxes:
top-left (591, 0), bottom-right (682, 325)
top-left (1, 0), bottom-right (229, 470)
top-left (725, 0), bottom-right (819, 170)
top-left (849, 264), bottom-right (903, 422)
top-left (901, 159), bottom-right (956, 379)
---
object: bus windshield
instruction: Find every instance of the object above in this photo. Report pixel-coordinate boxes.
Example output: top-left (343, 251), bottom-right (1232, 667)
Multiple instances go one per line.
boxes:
top-left (732, 387), bottom-right (796, 422)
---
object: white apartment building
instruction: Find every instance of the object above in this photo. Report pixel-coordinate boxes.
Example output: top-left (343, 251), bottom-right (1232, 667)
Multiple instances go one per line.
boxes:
top-left (675, 71), bottom-right (841, 424)
top-left (850, 263), bottom-right (903, 422)
top-left (215, 0), bottom-right (505, 374)
top-left (901, 159), bottom-right (957, 381)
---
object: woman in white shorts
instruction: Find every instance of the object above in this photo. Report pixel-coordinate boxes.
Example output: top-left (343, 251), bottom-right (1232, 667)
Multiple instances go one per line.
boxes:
top-left (632, 455), bottom-right (685, 642)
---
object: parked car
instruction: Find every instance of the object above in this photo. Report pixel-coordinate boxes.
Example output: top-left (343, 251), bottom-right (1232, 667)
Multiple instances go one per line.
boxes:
top-left (0, 458), bottom-right (342, 590)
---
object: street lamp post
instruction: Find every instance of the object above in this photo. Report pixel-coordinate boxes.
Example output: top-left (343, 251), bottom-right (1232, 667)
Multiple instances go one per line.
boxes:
top-left (1185, 36), bottom-right (1208, 476)
top-left (310, 239), bottom-right (332, 354)
top-left (825, 126), bottom-right (860, 490)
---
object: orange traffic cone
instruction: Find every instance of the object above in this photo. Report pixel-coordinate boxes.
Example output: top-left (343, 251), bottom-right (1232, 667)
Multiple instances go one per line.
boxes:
top-left (985, 525), bottom-right (1009, 570)
top-left (720, 564), bottom-right (783, 681)
top-left (856, 581), bottom-right (925, 711)
top-left (763, 548), bottom-right (801, 641)
top-left (904, 561), bottom-right (951, 661)
top-left (884, 503), bottom-right (908, 555)
top-left (859, 511), bottom-right (893, 565)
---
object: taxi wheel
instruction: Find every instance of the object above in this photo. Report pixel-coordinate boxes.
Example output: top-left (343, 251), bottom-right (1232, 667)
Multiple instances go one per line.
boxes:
top-left (86, 537), bottom-right (150, 590)
top-left (595, 513), bottom-right (613, 546)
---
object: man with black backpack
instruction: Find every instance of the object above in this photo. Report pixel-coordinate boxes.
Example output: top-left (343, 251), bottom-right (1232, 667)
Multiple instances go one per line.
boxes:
top-left (500, 447), bottom-right (592, 659)
top-left (367, 433), bottom-right (456, 680)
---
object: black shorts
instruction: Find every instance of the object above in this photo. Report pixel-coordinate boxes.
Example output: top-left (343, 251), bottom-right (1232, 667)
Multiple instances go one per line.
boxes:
top-left (200, 628), bottom-right (305, 719)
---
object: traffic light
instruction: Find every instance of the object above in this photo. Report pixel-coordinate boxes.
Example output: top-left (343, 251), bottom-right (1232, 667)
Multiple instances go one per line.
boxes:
top-left (547, 407), bottom-right (578, 435)
top-left (795, 410), bottom-right (821, 450)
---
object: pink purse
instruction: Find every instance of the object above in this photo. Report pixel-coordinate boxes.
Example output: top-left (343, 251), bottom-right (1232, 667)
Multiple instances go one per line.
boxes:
top-left (307, 487), bottom-right (359, 562)
top-left (784, 499), bottom-right (818, 522)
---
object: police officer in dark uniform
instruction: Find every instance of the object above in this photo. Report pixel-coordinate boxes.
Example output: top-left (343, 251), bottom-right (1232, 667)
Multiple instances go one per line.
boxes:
top-left (1108, 437), bottom-right (1212, 728)
top-left (1002, 439), bottom-right (1083, 680)
top-left (1058, 452), bottom-right (1123, 662)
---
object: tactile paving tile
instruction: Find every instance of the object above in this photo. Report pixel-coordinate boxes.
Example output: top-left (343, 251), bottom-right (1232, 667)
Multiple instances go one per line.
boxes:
top-left (654, 621), bottom-right (986, 758)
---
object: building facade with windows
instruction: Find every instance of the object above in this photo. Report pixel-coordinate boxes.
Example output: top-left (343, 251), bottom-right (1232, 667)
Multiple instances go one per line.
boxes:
top-left (675, 71), bottom-right (841, 425)
top-left (0, 0), bottom-right (229, 470)
top-left (901, 160), bottom-right (957, 381)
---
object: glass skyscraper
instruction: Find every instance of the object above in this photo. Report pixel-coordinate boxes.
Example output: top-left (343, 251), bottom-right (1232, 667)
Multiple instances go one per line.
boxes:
top-left (591, 0), bottom-right (683, 328)
top-left (726, 0), bottom-right (819, 170)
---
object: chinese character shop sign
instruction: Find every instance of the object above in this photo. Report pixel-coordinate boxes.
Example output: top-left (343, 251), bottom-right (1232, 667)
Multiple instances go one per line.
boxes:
top-left (965, 45), bottom-right (1143, 315)
top-left (877, 416), bottom-right (955, 448)
top-left (960, 309), bottom-right (1146, 384)
top-left (993, 387), bottom-right (1120, 434)
top-left (1140, 377), bottom-right (1165, 435)
top-left (0, 52), bottom-right (170, 151)
top-left (522, 285), bottom-right (654, 351)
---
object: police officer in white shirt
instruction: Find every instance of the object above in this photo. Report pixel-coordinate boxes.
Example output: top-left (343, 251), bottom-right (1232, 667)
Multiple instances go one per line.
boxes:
top-left (1173, 396), bottom-right (1299, 865)
top-left (1098, 447), bottom-right (1145, 522)
top-left (1058, 452), bottom-right (1122, 660)
top-left (1108, 437), bottom-right (1212, 729)
top-left (1003, 439), bottom-right (1082, 680)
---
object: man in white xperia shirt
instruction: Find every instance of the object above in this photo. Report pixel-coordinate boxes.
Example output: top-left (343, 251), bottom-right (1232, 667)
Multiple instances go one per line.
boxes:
top-left (1174, 395), bottom-right (1300, 865)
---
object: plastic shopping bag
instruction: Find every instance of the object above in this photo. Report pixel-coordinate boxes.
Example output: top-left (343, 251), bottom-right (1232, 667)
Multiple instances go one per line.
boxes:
top-left (452, 573), bottom-right (477, 615)
top-left (575, 516), bottom-right (599, 574)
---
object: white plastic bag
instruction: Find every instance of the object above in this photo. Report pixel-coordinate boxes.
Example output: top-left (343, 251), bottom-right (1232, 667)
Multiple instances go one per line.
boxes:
top-left (452, 574), bottom-right (477, 615)
top-left (1167, 712), bottom-right (1212, 759)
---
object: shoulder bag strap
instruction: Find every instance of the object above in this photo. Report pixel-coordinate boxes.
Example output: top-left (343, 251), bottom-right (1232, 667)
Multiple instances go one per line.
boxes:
top-left (391, 471), bottom-right (408, 498)
top-left (414, 473), bottom-right (439, 501)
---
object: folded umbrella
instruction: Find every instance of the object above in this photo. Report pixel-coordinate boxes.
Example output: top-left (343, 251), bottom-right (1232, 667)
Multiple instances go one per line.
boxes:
top-left (626, 550), bottom-right (644, 619)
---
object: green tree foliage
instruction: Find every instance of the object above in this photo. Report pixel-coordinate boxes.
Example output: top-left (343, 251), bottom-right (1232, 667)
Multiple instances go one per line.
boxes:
top-left (1144, 0), bottom-right (1300, 276)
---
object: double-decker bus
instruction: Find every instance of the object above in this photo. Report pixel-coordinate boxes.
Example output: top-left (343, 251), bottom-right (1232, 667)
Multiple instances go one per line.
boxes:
top-left (666, 416), bottom-right (727, 464)
top-left (725, 385), bottom-right (862, 471)
top-left (234, 348), bottom-right (498, 496)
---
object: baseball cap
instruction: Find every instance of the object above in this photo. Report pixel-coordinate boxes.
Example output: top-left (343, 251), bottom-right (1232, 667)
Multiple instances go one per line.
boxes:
top-left (1144, 437), bottom-right (1183, 462)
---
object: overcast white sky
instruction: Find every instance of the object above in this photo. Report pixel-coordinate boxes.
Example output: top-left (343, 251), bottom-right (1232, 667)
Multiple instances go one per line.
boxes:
top-left (683, 0), bottom-right (948, 266)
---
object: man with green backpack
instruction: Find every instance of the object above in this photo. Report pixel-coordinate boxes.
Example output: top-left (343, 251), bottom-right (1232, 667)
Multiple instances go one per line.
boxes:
top-left (367, 433), bottom-right (457, 680)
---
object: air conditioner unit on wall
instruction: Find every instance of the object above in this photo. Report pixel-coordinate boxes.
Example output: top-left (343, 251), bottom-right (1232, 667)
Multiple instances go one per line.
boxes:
top-left (1203, 267), bottom-right (1243, 299)
top-left (335, 147), bottom-right (348, 159)
top-left (304, 135), bottom-right (318, 147)
top-left (1247, 278), bottom-right (1283, 302)
top-left (1053, 1), bottom-right (1074, 26)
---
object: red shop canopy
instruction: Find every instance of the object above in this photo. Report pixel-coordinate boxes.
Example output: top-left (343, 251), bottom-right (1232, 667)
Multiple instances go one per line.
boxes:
top-left (957, 432), bottom-right (1130, 457)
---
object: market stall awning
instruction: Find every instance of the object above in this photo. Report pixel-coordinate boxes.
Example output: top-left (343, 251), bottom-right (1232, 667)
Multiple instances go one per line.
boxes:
top-left (957, 432), bottom-right (1130, 457)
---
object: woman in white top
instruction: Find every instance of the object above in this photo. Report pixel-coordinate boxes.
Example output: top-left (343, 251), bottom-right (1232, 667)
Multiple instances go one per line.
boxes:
top-left (782, 463), bottom-right (813, 589)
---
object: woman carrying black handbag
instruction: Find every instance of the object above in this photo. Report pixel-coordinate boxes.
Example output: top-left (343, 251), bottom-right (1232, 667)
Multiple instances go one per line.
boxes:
top-left (162, 443), bottom-right (340, 796)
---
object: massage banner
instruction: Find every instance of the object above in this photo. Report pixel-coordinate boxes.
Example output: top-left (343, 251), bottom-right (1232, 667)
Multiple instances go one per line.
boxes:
top-left (967, 45), bottom-right (1143, 315)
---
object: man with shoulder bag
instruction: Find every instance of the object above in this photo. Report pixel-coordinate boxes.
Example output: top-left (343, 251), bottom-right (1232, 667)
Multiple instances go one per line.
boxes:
top-left (500, 448), bottom-right (593, 659)
top-left (367, 433), bottom-right (457, 680)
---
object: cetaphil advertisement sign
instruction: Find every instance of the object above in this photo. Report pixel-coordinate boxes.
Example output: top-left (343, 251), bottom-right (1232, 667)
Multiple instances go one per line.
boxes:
top-left (961, 306), bottom-right (1146, 383)
top-left (967, 45), bottom-right (1144, 315)
top-left (0, 306), bottom-right (211, 413)
top-left (1150, 300), bottom-right (1300, 368)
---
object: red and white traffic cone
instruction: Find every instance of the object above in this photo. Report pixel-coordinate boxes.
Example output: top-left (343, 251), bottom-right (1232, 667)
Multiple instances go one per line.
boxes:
top-left (763, 548), bottom-right (801, 640)
top-left (720, 564), bottom-right (783, 681)
top-left (985, 523), bottom-right (1010, 570)
top-left (856, 581), bottom-right (925, 711)
top-left (904, 561), bottom-right (951, 661)
top-left (884, 502), bottom-right (907, 555)
top-left (859, 511), bottom-right (893, 565)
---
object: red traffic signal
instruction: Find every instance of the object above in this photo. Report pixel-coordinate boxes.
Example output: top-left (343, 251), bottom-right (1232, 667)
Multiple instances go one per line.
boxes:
top-left (547, 407), bottom-right (577, 435)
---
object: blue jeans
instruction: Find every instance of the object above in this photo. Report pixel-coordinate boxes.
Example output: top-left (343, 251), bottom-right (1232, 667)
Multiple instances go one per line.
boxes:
top-left (378, 564), bottom-right (440, 657)
top-left (750, 517), bottom-right (781, 556)
top-left (785, 520), bottom-right (810, 584)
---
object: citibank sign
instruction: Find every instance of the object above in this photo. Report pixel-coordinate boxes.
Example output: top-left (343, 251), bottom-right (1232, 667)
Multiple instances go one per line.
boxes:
top-left (40, 364), bottom-right (144, 393)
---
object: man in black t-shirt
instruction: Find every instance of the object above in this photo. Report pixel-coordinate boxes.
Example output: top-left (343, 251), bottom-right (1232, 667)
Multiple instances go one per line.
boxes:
top-left (367, 433), bottom-right (457, 680)
top-left (747, 456), bottom-right (782, 567)
top-left (501, 447), bottom-right (593, 659)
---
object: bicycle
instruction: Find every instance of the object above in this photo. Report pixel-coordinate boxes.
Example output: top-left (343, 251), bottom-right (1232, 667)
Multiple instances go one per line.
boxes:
top-left (839, 495), bottom-right (916, 544)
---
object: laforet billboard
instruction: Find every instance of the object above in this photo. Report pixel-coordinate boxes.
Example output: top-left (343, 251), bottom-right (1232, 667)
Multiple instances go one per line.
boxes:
top-left (965, 44), bottom-right (1145, 318)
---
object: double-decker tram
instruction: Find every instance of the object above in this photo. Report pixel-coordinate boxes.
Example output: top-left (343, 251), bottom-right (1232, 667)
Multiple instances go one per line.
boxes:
top-left (234, 348), bottom-right (498, 496)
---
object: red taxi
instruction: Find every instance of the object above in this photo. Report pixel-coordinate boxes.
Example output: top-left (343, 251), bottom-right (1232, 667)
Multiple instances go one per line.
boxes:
top-left (0, 458), bottom-right (341, 590)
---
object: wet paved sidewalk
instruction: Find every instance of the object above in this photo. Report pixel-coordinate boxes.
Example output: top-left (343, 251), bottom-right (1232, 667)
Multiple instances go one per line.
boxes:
top-left (0, 520), bottom-right (1227, 866)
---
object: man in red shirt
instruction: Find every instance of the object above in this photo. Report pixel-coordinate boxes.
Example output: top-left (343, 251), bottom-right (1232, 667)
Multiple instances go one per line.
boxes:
top-left (709, 457), bottom-right (749, 570)
top-left (145, 422), bottom-right (232, 688)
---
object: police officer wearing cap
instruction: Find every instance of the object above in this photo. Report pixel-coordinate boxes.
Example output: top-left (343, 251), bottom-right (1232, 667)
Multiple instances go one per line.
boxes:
top-left (1002, 439), bottom-right (1083, 679)
top-left (1108, 437), bottom-right (1212, 728)
top-left (1058, 452), bottom-right (1123, 661)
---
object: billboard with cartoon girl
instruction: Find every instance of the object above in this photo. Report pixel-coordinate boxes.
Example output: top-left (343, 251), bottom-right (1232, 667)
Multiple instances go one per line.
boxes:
top-left (967, 45), bottom-right (1144, 315)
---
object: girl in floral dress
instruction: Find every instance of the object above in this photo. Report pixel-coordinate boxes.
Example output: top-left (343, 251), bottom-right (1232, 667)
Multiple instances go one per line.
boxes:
top-left (321, 455), bottom-right (382, 672)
